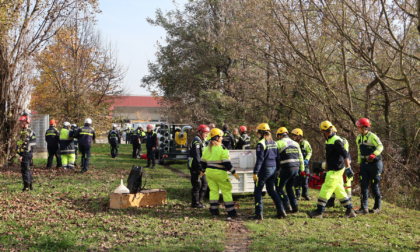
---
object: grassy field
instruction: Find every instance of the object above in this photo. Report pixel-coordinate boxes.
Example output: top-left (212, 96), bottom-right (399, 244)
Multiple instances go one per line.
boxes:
top-left (1, 143), bottom-right (419, 251)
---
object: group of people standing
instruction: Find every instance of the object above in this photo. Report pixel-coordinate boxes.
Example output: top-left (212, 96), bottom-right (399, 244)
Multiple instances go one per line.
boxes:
top-left (17, 115), bottom-right (96, 192)
top-left (188, 118), bottom-right (384, 220)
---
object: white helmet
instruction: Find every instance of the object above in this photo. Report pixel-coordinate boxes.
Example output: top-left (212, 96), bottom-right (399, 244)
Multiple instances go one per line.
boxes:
top-left (63, 122), bottom-right (71, 127)
top-left (113, 124), bottom-right (118, 128)
top-left (85, 118), bottom-right (92, 124)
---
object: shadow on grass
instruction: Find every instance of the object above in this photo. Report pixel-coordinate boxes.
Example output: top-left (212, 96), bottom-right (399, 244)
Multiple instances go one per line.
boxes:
top-left (32, 236), bottom-right (87, 251)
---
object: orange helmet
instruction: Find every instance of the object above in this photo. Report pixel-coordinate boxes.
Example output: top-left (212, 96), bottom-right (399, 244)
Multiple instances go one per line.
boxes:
top-left (49, 119), bottom-right (56, 125)
top-left (19, 116), bottom-right (31, 124)
top-left (239, 126), bottom-right (247, 133)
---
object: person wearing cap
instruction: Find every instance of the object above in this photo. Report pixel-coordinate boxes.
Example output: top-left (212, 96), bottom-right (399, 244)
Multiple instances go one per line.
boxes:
top-left (145, 124), bottom-right (157, 169)
top-left (306, 121), bottom-right (356, 218)
top-left (60, 122), bottom-right (75, 170)
top-left (108, 124), bottom-right (121, 158)
top-left (201, 128), bottom-right (240, 218)
top-left (236, 126), bottom-right (251, 150)
top-left (17, 114), bottom-right (36, 191)
top-left (45, 119), bottom-right (62, 169)
top-left (188, 124), bottom-right (210, 208)
top-left (249, 123), bottom-right (284, 220)
top-left (355, 118), bottom-right (384, 214)
top-left (74, 118), bottom-right (96, 173)
top-left (291, 128), bottom-right (312, 201)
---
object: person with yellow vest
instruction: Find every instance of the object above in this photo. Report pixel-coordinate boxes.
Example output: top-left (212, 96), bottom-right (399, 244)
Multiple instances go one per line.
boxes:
top-left (326, 126), bottom-right (353, 207)
top-left (306, 121), bottom-right (356, 218)
top-left (201, 128), bottom-right (240, 219)
top-left (275, 127), bottom-right (304, 214)
top-left (60, 122), bottom-right (76, 170)
top-left (291, 128), bottom-right (312, 201)
top-left (355, 118), bottom-right (384, 214)
top-left (249, 123), bottom-right (284, 220)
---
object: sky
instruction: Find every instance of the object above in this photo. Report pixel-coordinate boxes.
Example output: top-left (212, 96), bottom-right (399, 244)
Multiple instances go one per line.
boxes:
top-left (96, 0), bottom-right (187, 96)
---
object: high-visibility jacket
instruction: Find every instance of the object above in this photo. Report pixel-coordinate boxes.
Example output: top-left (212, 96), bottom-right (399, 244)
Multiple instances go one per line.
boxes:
top-left (325, 133), bottom-right (348, 171)
top-left (236, 133), bottom-right (251, 150)
top-left (201, 144), bottom-right (235, 174)
top-left (356, 132), bottom-right (383, 163)
top-left (188, 135), bottom-right (206, 171)
top-left (60, 128), bottom-right (75, 154)
top-left (108, 129), bottom-right (120, 143)
top-left (17, 128), bottom-right (36, 156)
top-left (300, 140), bottom-right (312, 161)
top-left (145, 131), bottom-right (157, 148)
top-left (131, 129), bottom-right (140, 142)
top-left (276, 136), bottom-right (304, 171)
top-left (222, 130), bottom-right (235, 150)
top-left (254, 138), bottom-right (278, 174)
top-left (75, 125), bottom-right (95, 146)
top-left (45, 126), bottom-right (60, 148)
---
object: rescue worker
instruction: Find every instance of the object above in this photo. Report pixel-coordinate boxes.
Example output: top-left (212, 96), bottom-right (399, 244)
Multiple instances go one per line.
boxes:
top-left (232, 128), bottom-right (239, 149)
top-left (17, 114), bottom-right (36, 192)
top-left (126, 127), bottom-right (131, 144)
top-left (74, 118), bottom-right (96, 173)
top-left (236, 126), bottom-right (251, 150)
top-left (291, 128), bottom-right (312, 201)
top-left (275, 127), bottom-right (304, 214)
top-left (221, 124), bottom-right (235, 150)
top-left (326, 126), bottom-right (352, 207)
top-left (306, 121), bottom-right (356, 218)
top-left (249, 123), bottom-right (284, 220)
top-left (138, 126), bottom-right (146, 156)
top-left (145, 124), bottom-right (157, 169)
top-left (45, 119), bottom-right (62, 169)
top-left (355, 118), bottom-right (384, 214)
top-left (206, 123), bottom-right (216, 141)
top-left (60, 122), bottom-right (75, 170)
top-left (108, 124), bottom-right (121, 158)
top-left (131, 126), bottom-right (141, 158)
top-left (71, 124), bottom-right (79, 164)
top-left (188, 124), bottom-right (210, 208)
top-left (200, 128), bottom-right (240, 218)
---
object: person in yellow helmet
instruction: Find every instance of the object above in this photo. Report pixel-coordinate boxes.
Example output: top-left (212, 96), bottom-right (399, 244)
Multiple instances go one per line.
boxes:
top-left (306, 121), bottom-right (356, 218)
top-left (291, 128), bottom-right (312, 201)
top-left (326, 126), bottom-right (353, 207)
top-left (249, 123), bottom-right (284, 220)
top-left (201, 128), bottom-right (240, 219)
top-left (275, 127), bottom-right (305, 214)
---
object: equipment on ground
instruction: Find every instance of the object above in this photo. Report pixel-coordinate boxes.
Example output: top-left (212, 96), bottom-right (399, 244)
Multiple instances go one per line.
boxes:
top-left (127, 165), bottom-right (147, 194)
top-left (308, 161), bottom-right (359, 190)
top-left (114, 179), bottom-right (130, 194)
top-left (156, 124), bottom-right (192, 164)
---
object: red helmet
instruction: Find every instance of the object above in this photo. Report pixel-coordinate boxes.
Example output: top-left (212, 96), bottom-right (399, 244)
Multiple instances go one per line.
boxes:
top-left (239, 126), bottom-right (247, 133)
top-left (147, 124), bottom-right (153, 129)
top-left (49, 119), bottom-right (56, 125)
top-left (19, 116), bottom-right (31, 124)
top-left (197, 124), bottom-right (210, 132)
top-left (356, 118), bottom-right (370, 128)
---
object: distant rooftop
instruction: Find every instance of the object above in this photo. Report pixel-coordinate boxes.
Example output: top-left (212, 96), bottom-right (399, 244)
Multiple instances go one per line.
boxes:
top-left (112, 96), bottom-right (163, 108)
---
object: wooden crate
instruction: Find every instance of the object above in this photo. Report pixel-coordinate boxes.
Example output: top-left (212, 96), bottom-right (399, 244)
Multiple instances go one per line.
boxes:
top-left (110, 189), bottom-right (167, 209)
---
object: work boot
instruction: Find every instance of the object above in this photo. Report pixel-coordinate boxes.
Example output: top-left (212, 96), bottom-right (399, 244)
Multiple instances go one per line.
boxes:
top-left (341, 208), bottom-right (356, 218)
top-left (296, 194), bottom-right (301, 200)
top-left (326, 198), bottom-right (335, 208)
top-left (199, 202), bottom-right (207, 208)
top-left (29, 182), bottom-right (34, 191)
top-left (303, 194), bottom-right (311, 201)
top-left (227, 213), bottom-right (238, 221)
top-left (22, 182), bottom-right (29, 192)
top-left (211, 209), bottom-right (220, 216)
top-left (356, 208), bottom-right (369, 215)
top-left (191, 204), bottom-right (205, 209)
top-left (274, 210), bottom-right (287, 219)
top-left (151, 165), bottom-right (156, 169)
top-left (249, 214), bottom-right (263, 220)
top-left (145, 164), bottom-right (151, 168)
top-left (306, 211), bottom-right (323, 218)
top-left (291, 205), bottom-right (299, 213)
top-left (370, 208), bottom-right (381, 214)
top-left (285, 204), bottom-right (293, 213)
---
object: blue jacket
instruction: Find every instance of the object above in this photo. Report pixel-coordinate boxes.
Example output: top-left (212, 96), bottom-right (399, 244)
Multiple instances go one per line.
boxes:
top-left (253, 138), bottom-right (279, 174)
top-left (145, 131), bottom-right (157, 149)
top-left (75, 125), bottom-right (96, 147)
top-left (45, 126), bottom-right (60, 148)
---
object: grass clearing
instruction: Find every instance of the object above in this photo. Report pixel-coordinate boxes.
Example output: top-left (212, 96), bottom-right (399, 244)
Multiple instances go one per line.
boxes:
top-left (1, 143), bottom-right (420, 251)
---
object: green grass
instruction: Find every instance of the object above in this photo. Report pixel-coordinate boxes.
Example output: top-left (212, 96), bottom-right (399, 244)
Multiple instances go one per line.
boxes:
top-left (1, 144), bottom-right (420, 251)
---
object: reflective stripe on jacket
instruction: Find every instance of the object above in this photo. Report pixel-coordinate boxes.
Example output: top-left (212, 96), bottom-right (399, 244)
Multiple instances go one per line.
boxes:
top-left (201, 144), bottom-right (235, 174)
top-left (357, 132), bottom-right (383, 163)
top-left (60, 128), bottom-right (75, 154)
top-left (276, 137), bottom-right (304, 171)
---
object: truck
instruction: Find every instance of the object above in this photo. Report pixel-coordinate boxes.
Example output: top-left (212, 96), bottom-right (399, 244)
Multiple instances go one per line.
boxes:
top-left (155, 123), bottom-right (192, 164)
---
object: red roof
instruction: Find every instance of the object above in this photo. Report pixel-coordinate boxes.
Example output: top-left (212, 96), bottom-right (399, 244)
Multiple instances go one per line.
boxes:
top-left (113, 96), bottom-right (163, 107)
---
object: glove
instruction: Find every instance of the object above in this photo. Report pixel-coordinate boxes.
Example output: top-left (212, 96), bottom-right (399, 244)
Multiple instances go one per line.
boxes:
top-left (368, 154), bottom-right (376, 161)
top-left (199, 171), bottom-right (204, 177)
top-left (345, 167), bottom-right (354, 179)
top-left (321, 173), bottom-right (326, 180)
top-left (253, 174), bottom-right (258, 182)
top-left (299, 171), bottom-right (306, 177)
top-left (304, 160), bottom-right (309, 166)
top-left (234, 173), bottom-right (240, 181)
